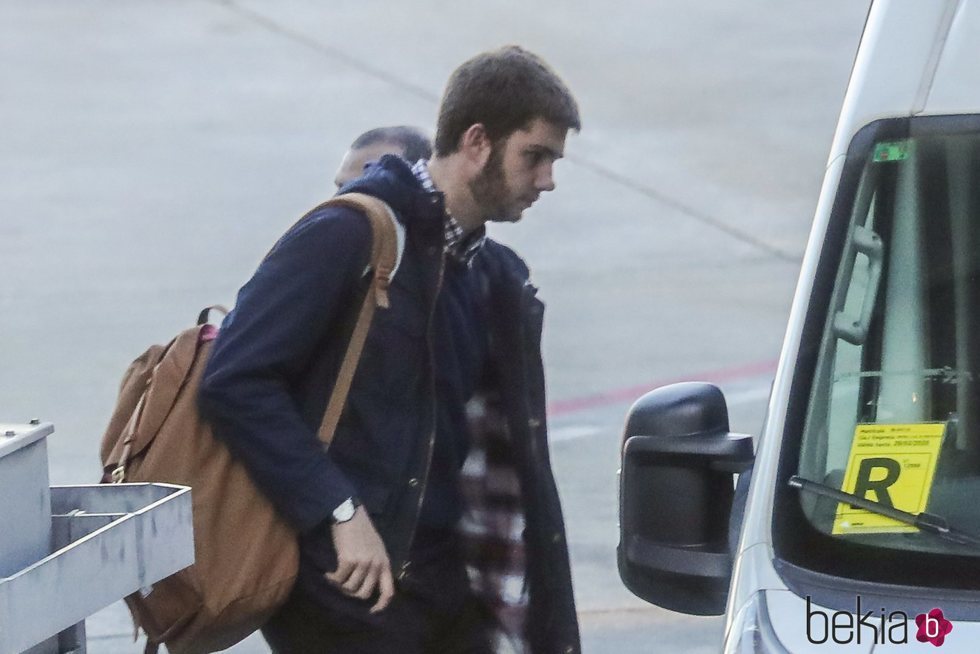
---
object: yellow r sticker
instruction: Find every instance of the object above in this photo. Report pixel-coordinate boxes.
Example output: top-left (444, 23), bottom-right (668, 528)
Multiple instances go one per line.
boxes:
top-left (832, 423), bottom-right (945, 535)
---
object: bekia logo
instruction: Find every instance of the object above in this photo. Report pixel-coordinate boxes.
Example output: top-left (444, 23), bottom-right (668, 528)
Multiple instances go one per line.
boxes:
top-left (915, 608), bottom-right (953, 647)
top-left (805, 596), bottom-right (954, 646)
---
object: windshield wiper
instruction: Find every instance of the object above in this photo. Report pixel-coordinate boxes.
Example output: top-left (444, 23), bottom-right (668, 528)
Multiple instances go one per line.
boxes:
top-left (788, 475), bottom-right (980, 549)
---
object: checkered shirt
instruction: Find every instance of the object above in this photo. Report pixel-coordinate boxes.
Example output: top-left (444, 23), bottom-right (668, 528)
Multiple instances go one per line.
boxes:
top-left (411, 159), bottom-right (487, 266)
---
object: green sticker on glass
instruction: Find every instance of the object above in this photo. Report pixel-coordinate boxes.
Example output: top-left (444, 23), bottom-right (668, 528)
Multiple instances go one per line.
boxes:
top-left (873, 140), bottom-right (912, 163)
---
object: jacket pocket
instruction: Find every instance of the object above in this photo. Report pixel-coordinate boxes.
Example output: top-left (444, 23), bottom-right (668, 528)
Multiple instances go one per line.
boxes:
top-left (358, 302), bottom-right (427, 398)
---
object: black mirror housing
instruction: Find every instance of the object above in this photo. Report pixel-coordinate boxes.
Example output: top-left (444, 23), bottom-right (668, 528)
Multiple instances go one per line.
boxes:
top-left (618, 382), bottom-right (754, 615)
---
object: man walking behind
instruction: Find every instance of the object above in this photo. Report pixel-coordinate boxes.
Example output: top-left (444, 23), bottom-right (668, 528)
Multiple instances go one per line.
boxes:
top-left (200, 46), bottom-right (581, 654)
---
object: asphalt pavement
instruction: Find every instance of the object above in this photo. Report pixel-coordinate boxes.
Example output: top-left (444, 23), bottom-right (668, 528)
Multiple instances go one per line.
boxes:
top-left (0, 1), bottom-right (869, 651)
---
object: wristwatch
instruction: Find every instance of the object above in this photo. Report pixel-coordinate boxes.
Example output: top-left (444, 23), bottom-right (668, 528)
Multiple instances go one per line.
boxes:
top-left (331, 497), bottom-right (360, 524)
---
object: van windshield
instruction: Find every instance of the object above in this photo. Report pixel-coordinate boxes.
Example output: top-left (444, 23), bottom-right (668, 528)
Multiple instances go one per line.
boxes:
top-left (789, 118), bottom-right (980, 583)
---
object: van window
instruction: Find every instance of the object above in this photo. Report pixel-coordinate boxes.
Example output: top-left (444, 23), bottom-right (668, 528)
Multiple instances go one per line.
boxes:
top-left (791, 118), bottom-right (980, 583)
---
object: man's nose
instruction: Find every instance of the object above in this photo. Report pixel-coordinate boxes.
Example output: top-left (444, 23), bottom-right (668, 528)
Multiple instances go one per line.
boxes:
top-left (536, 163), bottom-right (556, 192)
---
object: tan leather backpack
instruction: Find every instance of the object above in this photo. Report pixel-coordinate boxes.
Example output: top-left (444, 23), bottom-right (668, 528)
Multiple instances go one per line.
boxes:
top-left (99, 193), bottom-right (401, 654)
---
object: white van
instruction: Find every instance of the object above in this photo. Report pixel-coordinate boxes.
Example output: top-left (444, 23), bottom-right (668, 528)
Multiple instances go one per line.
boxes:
top-left (617, 1), bottom-right (980, 651)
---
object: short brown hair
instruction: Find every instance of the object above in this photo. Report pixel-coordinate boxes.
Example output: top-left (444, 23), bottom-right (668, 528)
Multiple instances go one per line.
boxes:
top-left (434, 46), bottom-right (581, 156)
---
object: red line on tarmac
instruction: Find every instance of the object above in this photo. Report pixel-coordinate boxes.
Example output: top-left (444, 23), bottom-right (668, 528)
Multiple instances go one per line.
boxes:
top-left (547, 359), bottom-right (778, 417)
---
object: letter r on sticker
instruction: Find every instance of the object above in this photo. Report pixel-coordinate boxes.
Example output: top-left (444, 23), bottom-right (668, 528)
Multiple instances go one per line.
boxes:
top-left (851, 457), bottom-right (901, 508)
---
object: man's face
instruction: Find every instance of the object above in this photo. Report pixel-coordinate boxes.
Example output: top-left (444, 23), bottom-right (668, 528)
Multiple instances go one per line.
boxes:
top-left (469, 118), bottom-right (568, 223)
top-left (334, 141), bottom-right (405, 189)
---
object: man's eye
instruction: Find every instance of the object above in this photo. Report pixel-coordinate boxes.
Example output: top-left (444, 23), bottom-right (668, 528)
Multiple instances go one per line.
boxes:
top-left (526, 151), bottom-right (544, 165)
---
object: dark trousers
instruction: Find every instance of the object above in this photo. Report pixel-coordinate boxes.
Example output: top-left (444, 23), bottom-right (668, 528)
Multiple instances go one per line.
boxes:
top-left (262, 545), bottom-right (495, 654)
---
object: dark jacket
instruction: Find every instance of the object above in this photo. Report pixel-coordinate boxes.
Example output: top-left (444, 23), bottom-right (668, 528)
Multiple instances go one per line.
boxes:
top-left (199, 156), bottom-right (579, 653)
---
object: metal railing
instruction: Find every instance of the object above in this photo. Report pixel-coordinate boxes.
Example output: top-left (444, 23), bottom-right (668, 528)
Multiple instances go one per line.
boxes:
top-left (0, 423), bottom-right (193, 654)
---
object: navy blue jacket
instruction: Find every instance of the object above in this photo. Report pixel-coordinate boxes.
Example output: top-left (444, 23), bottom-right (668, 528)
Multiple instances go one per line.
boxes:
top-left (199, 156), bottom-right (579, 653)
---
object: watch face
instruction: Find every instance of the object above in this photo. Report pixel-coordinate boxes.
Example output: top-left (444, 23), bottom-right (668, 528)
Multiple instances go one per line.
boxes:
top-left (334, 498), bottom-right (356, 523)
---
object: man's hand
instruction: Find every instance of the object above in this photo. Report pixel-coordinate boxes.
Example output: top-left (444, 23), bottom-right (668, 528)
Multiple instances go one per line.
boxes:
top-left (324, 507), bottom-right (395, 613)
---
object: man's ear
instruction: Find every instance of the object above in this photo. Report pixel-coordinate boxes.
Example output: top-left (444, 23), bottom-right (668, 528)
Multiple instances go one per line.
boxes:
top-left (459, 124), bottom-right (493, 167)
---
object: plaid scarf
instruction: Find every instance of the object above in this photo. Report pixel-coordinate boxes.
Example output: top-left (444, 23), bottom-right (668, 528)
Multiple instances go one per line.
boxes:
top-left (460, 393), bottom-right (530, 653)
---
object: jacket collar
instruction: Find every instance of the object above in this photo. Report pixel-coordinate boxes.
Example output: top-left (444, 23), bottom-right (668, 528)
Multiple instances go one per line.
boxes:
top-left (339, 154), bottom-right (443, 230)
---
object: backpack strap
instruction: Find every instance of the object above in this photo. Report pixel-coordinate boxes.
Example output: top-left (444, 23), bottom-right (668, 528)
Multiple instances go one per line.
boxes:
top-left (315, 193), bottom-right (402, 446)
top-left (196, 304), bottom-right (229, 326)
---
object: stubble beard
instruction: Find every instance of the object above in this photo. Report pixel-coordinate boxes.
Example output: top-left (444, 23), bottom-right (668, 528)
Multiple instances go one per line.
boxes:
top-left (468, 145), bottom-right (519, 223)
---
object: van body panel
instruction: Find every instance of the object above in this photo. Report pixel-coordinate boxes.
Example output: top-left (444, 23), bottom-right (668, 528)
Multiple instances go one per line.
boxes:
top-left (828, 0), bottom-right (958, 161)
top-left (765, 591), bottom-right (871, 654)
top-left (924, 2), bottom-right (980, 114)
top-left (725, 543), bottom-right (792, 631)
top-left (872, 624), bottom-right (979, 652)
top-left (762, 590), bottom-right (980, 653)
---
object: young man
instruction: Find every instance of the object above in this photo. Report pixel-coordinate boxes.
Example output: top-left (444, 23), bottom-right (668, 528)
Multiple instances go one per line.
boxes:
top-left (334, 125), bottom-right (432, 189)
top-left (200, 46), bottom-right (581, 653)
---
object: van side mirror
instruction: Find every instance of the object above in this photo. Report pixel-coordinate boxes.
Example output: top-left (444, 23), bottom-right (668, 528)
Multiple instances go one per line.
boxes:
top-left (618, 382), bottom-right (754, 615)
